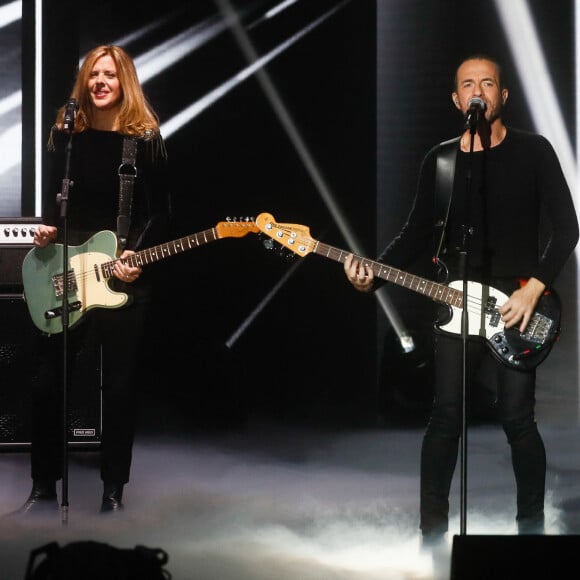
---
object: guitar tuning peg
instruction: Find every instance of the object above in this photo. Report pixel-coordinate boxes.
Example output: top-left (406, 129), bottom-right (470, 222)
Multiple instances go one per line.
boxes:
top-left (259, 236), bottom-right (296, 262)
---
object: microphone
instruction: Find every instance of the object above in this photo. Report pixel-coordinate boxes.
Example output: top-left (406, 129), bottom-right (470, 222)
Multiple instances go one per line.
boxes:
top-left (63, 98), bottom-right (79, 131)
top-left (464, 96), bottom-right (486, 130)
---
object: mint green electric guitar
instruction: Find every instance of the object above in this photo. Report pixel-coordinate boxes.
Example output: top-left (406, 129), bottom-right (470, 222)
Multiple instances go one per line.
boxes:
top-left (22, 221), bottom-right (257, 335)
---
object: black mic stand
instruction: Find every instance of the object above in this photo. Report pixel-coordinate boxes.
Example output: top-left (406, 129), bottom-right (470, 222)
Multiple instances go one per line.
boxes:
top-left (458, 116), bottom-right (478, 536)
top-left (57, 105), bottom-right (76, 525)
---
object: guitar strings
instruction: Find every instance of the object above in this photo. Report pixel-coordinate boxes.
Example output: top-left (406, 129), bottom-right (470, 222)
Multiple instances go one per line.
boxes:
top-left (57, 221), bottom-right (257, 288)
top-left (273, 231), bottom-right (507, 332)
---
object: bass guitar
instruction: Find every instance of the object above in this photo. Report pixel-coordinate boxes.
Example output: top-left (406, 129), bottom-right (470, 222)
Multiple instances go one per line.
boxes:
top-left (22, 219), bottom-right (258, 335)
top-left (255, 212), bottom-right (561, 371)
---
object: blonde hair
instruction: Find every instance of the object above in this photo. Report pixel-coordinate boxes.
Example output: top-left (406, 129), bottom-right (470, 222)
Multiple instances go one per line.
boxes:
top-left (53, 45), bottom-right (160, 137)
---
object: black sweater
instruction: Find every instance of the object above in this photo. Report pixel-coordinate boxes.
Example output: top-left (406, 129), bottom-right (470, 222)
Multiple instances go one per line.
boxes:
top-left (379, 127), bottom-right (579, 288)
top-left (44, 128), bottom-right (171, 251)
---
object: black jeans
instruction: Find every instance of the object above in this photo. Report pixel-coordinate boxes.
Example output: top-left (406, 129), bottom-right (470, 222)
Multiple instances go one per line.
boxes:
top-left (29, 283), bottom-right (151, 486)
top-left (420, 333), bottom-right (545, 534)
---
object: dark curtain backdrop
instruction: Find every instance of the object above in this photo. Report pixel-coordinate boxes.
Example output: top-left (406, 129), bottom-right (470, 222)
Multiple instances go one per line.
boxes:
top-left (33, 0), bottom-right (577, 428)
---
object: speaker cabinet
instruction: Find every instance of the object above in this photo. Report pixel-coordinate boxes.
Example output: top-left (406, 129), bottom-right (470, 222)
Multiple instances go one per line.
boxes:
top-left (0, 295), bottom-right (102, 447)
top-left (451, 534), bottom-right (580, 579)
top-left (0, 244), bottom-right (32, 290)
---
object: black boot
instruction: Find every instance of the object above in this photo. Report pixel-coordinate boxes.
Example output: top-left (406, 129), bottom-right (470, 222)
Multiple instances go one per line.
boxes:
top-left (9, 480), bottom-right (58, 516)
top-left (100, 482), bottom-right (124, 513)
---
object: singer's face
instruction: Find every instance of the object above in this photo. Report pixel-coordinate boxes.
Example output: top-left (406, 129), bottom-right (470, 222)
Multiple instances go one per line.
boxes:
top-left (452, 58), bottom-right (507, 123)
top-left (88, 55), bottom-right (122, 111)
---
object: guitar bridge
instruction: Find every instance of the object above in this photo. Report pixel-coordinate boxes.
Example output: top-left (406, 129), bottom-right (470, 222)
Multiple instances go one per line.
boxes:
top-left (522, 312), bottom-right (554, 344)
top-left (53, 270), bottom-right (78, 298)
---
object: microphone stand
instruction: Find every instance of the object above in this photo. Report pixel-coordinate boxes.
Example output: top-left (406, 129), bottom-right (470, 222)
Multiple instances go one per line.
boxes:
top-left (458, 117), bottom-right (478, 536)
top-left (57, 108), bottom-right (76, 525)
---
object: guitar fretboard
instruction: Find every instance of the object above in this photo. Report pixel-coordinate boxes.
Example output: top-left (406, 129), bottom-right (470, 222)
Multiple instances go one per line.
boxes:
top-left (314, 241), bottom-right (464, 308)
top-left (100, 227), bottom-right (219, 278)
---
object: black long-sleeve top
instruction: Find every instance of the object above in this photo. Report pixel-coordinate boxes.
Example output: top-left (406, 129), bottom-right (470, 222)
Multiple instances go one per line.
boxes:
top-left (378, 127), bottom-right (579, 288)
top-left (44, 128), bottom-right (171, 251)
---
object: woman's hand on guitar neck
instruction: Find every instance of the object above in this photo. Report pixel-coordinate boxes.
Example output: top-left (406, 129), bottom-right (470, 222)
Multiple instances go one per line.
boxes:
top-left (113, 249), bottom-right (142, 283)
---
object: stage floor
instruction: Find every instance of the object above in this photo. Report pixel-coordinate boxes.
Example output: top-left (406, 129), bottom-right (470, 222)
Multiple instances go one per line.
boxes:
top-left (2, 405), bottom-right (580, 580)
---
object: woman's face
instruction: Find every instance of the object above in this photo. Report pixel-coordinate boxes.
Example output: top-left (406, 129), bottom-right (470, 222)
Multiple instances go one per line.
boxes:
top-left (87, 54), bottom-right (122, 111)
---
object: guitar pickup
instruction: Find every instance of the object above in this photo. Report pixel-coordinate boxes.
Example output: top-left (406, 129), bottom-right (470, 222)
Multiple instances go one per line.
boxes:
top-left (488, 309), bottom-right (501, 328)
top-left (485, 298), bottom-right (501, 328)
top-left (44, 301), bottom-right (82, 320)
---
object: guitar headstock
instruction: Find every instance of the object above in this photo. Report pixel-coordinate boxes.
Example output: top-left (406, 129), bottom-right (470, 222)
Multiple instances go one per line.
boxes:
top-left (215, 217), bottom-right (259, 238)
top-left (255, 212), bottom-right (315, 257)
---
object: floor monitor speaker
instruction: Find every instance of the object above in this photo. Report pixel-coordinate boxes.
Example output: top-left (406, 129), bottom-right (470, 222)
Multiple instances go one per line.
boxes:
top-left (451, 534), bottom-right (580, 579)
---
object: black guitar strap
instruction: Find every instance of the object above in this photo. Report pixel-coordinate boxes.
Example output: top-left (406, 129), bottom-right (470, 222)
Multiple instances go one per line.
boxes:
top-left (117, 136), bottom-right (138, 252)
top-left (432, 136), bottom-right (460, 266)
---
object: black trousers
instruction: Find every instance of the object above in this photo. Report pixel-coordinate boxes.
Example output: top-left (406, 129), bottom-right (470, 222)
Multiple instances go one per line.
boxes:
top-left (420, 332), bottom-right (546, 534)
top-left (29, 285), bottom-right (151, 486)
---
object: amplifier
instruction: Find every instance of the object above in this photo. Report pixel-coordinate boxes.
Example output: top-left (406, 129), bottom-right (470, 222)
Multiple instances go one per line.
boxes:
top-left (0, 217), bottom-right (41, 290)
top-left (0, 217), bottom-right (40, 244)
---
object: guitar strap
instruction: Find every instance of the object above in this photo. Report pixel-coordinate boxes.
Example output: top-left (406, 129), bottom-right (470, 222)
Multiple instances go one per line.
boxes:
top-left (432, 136), bottom-right (460, 266)
top-left (117, 136), bottom-right (138, 252)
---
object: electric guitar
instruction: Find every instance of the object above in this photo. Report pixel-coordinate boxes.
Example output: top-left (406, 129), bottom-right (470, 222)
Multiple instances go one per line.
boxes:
top-left (255, 212), bottom-right (561, 371)
top-left (22, 219), bottom-right (258, 335)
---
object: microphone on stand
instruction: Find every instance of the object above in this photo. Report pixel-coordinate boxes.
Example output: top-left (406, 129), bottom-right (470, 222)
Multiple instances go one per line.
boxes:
top-left (63, 98), bottom-right (79, 131)
top-left (464, 96), bottom-right (486, 131)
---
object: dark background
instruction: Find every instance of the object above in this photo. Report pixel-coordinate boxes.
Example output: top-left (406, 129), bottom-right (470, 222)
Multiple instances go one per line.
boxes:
top-left (13, 0), bottom-right (579, 430)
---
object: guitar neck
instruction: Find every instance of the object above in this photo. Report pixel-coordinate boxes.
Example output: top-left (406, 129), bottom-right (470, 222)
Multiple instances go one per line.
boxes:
top-left (103, 227), bottom-right (219, 277)
top-left (313, 240), bottom-right (463, 308)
